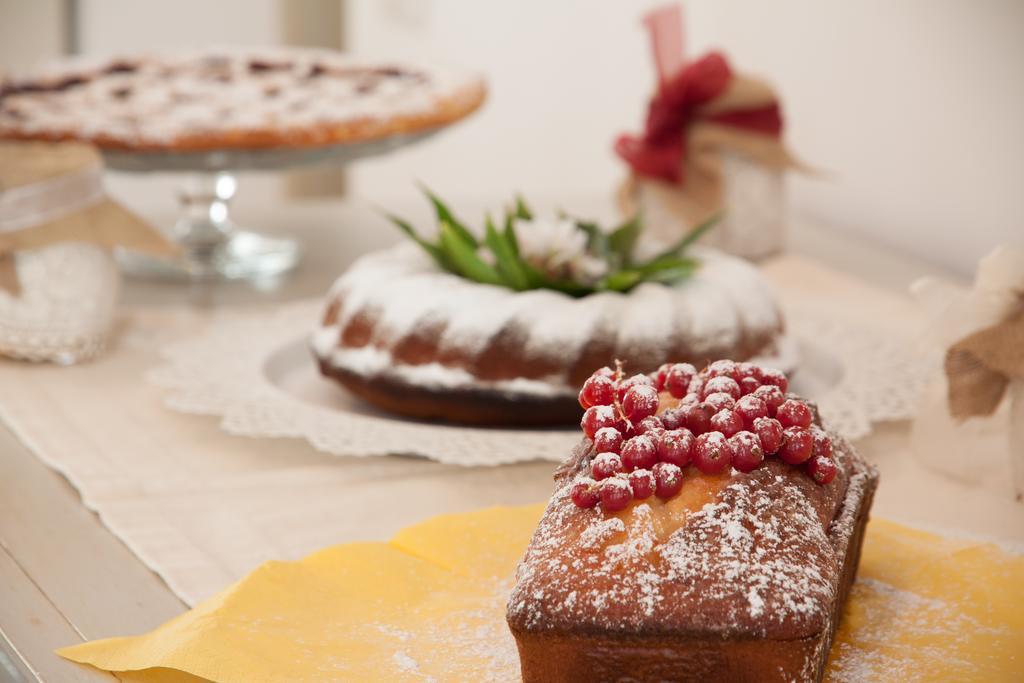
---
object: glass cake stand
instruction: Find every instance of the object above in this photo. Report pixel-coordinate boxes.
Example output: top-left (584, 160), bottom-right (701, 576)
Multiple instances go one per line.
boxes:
top-left (102, 131), bottom-right (436, 281)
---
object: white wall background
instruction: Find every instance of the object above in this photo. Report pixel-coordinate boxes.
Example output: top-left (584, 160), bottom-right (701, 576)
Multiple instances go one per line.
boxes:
top-left (0, 1), bottom-right (67, 72)
top-left (345, 0), bottom-right (1024, 275)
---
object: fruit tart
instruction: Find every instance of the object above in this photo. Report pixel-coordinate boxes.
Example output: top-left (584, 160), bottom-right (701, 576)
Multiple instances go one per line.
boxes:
top-left (0, 48), bottom-right (485, 152)
top-left (507, 360), bottom-right (878, 682)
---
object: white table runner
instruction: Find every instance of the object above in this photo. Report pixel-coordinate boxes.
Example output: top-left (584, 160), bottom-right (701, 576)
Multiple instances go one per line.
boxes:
top-left (1, 256), bottom-right (1020, 607)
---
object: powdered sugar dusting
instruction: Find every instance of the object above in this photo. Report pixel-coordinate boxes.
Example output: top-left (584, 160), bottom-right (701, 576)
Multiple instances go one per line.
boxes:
top-left (375, 581), bottom-right (519, 682)
top-left (697, 249), bottom-right (783, 334)
top-left (315, 243), bottom-right (783, 396)
top-left (656, 473), bottom-right (837, 635)
top-left (747, 586), bottom-right (766, 618)
top-left (579, 515), bottom-right (626, 550)
top-left (315, 341), bottom-right (574, 397)
top-left (827, 578), bottom-right (1008, 682)
top-left (614, 282), bottom-right (677, 368)
top-left (392, 650), bottom-right (423, 674)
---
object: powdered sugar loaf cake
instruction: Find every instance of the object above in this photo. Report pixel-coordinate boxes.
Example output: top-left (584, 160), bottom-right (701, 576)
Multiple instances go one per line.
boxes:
top-left (312, 244), bottom-right (784, 425)
top-left (0, 48), bottom-right (485, 151)
top-left (506, 360), bottom-right (878, 681)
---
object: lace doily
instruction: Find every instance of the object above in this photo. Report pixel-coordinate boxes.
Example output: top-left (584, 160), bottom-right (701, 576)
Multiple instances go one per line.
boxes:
top-left (148, 299), bottom-right (929, 466)
top-left (785, 308), bottom-right (934, 439)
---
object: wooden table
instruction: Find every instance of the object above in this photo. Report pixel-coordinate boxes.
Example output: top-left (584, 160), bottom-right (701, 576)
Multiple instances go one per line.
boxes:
top-left (0, 199), bottom-right (982, 682)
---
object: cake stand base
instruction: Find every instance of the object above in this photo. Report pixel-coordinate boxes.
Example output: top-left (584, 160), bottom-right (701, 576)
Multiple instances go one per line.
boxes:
top-left (117, 171), bottom-right (299, 281)
top-left (118, 231), bottom-right (300, 281)
top-left (102, 132), bottom-right (438, 283)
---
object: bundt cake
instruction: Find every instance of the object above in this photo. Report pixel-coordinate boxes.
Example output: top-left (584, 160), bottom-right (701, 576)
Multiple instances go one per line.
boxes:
top-left (506, 360), bottom-right (879, 682)
top-left (312, 243), bottom-right (784, 425)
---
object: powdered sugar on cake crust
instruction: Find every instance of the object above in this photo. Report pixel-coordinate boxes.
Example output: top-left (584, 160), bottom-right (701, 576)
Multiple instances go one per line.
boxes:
top-left (0, 47), bottom-right (482, 148)
top-left (579, 516), bottom-right (627, 550)
top-left (507, 432), bottom-right (871, 641)
top-left (615, 283), bottom-right (677, 369)
top-left (313, 342), bottom-right (572, 397)
top-left (314, 244), bottom-right (783, 397)
top-left (656, 473), bottom-right (837, 633)
top-left (671, 275), bottom-right (743, 356)
top-left (520, 288), bottom-right (618, 370)
top-left (698, 255), bottom-right (783, 338)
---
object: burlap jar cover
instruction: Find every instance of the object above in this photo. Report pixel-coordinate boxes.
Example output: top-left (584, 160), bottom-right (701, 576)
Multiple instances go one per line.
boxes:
top-left (910, 246), bottom-right (1024, 501)
top-left (616, 5), bottom-right (802, 259)
top-left (0, 141), bottom-right (174, 362)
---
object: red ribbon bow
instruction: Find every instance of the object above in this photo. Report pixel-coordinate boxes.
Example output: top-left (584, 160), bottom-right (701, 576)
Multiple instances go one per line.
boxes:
top-left (615, 51), bottom-right (784, 185)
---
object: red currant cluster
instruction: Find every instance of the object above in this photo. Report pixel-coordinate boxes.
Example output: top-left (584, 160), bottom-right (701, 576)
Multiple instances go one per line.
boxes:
top-left (572, 360), bottom-right (837, 511)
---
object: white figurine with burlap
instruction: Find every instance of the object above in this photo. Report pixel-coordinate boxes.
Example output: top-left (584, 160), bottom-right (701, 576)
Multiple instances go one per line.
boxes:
top-left (911, 246), bottom-right (1024, 502)
top-left (0, 141), bottom-right (175, 363)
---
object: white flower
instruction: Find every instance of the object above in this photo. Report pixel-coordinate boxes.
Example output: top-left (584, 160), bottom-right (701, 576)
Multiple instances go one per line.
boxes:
top-left (476, 247), bottom-right (496, 266)
top-left (513, 216), bottom-right (608, 285)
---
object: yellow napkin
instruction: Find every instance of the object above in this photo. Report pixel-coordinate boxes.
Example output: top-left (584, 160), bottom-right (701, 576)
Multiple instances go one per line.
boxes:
top-left (59, 507), bottom-right (1024, 682)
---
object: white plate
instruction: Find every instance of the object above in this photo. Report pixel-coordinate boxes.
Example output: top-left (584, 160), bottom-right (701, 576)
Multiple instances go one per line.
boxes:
top-left (148, 298), bottom-right (922, 467)
top-left (151, 301), bottom-right (579, 465)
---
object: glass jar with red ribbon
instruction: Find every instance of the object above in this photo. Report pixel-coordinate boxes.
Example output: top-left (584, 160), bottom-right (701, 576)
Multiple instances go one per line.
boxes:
top-left (616, 6), bottom-right (801, 261)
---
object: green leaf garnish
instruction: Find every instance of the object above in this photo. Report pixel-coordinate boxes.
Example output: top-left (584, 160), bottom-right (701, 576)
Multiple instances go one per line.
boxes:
top-left (607, 214), bottom-right (642, 266)
top-left (485, 215), bottom-right (530, 290)
top-left (438, 219), bottom-right (503, 285)
top-left (381, 189), bottom-right (717, 296)
top-left (639, 256), bottom-right (699, 283)
top-left (600, 269), bottom-right (644, 292)
top-left (382, 211), bottom-right (452, 271)
top-left (503, 211), bottom-right (521, 257)
top-left (513, 194), bottom-right (533, 221)
top-left (420, 183), bottom-right (478, 247)
top-left (521, 261), bottom-right (594, 296)
top-left (575, 219), bottom-right (610, 260)
top-left (652, 211), bottom-right (722, 261)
